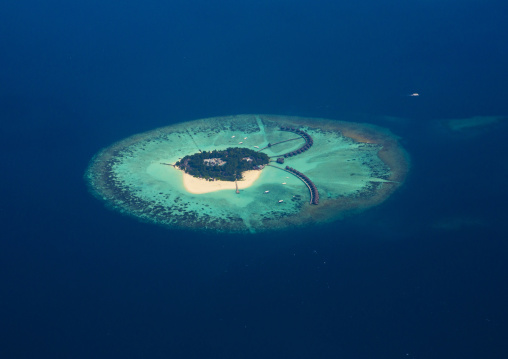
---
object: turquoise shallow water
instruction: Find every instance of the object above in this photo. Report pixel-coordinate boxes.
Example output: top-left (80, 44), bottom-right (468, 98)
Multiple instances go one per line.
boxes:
top-left (86, 114), bottom-right (407, 232)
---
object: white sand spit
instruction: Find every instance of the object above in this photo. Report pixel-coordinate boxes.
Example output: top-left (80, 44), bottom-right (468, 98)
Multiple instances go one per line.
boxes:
top-left (182, 170), bottom-right (262, 194)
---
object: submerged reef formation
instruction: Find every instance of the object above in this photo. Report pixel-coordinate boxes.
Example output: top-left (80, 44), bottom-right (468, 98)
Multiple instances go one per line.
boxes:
top-left (435, 115), bottom-right (507, 139)
top-left (85, 114), bottom-right (409, 233)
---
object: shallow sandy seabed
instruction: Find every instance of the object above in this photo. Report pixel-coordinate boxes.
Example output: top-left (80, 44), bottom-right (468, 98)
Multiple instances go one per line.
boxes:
top-left (85, 114), bottom-right (410, 233)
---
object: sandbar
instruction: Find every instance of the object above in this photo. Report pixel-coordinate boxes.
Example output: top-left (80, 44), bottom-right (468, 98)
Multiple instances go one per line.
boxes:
top-left (182, 169), bottom-right (262, 194)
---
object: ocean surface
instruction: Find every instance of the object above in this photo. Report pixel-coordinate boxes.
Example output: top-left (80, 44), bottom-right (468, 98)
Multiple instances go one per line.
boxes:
top-left (1, 1), bottom-right (507, 358)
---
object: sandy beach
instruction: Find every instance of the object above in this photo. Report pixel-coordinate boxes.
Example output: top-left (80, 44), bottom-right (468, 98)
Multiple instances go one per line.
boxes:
top-left (182, 170), bottom-right (262, 194)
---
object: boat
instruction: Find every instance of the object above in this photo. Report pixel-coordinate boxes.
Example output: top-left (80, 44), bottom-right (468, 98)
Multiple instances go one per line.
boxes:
top-left (278, 200), bottom-right (284, 203)
top-left (254, 146), bottom-right (259, 148)
top-left (264, 190), bottom-right (270, 193)
top-left (239, 142), bottom-right (243, 144)
top-left (282, 182), bottom-right (286, 185)
top-left (244, 137), bottom-right (247, 139)
top-left (232, 135), bottom-right (235, 138)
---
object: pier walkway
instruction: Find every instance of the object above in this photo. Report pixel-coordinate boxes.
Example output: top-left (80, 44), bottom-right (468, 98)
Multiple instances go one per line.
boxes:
top-left (257, 127), bottom-right (314, 159)
top-left (267, 164), bottom-right (319, 205)
top-left (257, 137), bottom-right (302, 152)
top-left (277, 127), bottom-right (314, 159)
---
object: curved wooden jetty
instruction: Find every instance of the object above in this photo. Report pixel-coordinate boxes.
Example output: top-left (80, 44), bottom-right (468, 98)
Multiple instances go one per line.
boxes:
top-left (277, 127), bottom-right (314, 158)
top-left (257, 137), bottom-right (301, 152)
top-left (268, 164), bottom-right (319, 205)
top-left (258, 127), bottom-right (314, 159)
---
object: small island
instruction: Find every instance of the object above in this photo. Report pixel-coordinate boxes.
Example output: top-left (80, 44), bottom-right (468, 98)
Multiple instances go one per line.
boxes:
top-left (175, 147), bottom-right (269, 181)
top-left (86, 114), bottom-right (409, 233)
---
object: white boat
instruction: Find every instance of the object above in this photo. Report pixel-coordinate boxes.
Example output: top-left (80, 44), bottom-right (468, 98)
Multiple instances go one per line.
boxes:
top-left (254, 146), bottom-right (259, 148)
top-left (232, 135), bottom-right (235, 138)
top-left (239, 142), bottom-right (243, 144)
top-left (278, 200), bottom-right (284, 203)
top-left (282, 182), bottom-right (286, 185)
top-left (264, 190), bottom-right (270, 193)
top-left (244, 137), bottom-right (247, 139)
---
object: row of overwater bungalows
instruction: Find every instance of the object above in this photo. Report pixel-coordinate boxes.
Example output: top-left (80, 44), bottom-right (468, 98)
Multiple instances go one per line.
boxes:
top-left (285, 166), bottom-right (319, 205)
top-left (279, 127), bottom-right (313, 158)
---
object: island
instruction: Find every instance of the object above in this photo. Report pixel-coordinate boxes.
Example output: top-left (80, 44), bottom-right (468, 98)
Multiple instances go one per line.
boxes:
top-left (175, 147), bottom-right (269, 181)
top-left (85, 114), bottom-right (409, 233)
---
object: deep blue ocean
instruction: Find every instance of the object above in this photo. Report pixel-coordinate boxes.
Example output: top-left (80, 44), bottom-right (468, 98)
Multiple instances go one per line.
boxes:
top-left (1, 1), bottom-right (507, 358)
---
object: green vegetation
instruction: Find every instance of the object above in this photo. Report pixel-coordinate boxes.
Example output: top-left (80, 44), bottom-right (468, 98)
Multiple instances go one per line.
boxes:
top-left (175, 147), bottom-right (269, 181)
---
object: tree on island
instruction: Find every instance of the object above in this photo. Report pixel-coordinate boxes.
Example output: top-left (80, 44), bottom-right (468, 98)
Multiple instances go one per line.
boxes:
top-left (175, 147), bottom-right (269, 181)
